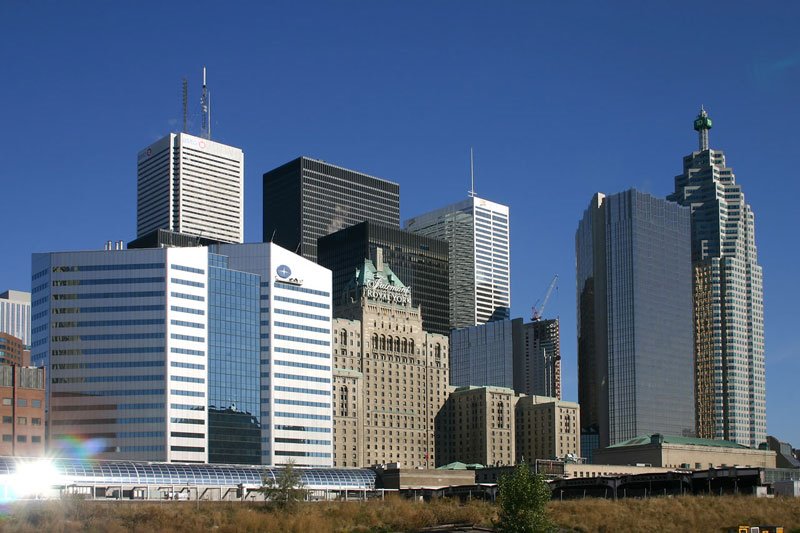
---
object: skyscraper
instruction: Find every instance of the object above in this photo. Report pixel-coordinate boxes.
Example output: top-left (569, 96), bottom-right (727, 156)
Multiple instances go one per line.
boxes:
top-left (318, 221), bottom-right (450, 335)
top-left (136, 133), bottom-right (244, 244)
top-left (667, 109), bottom-right (765, 448)
top-left (31, 242), bottom-right (332, 466)
top-left (405, 196), bottom-right (510, 329)
top-left (0, 290), bottom-right (30, 347)
top-left (262, 157), bottom-right (400, 263)
top-left (576, 189), bottom-right (695, 450)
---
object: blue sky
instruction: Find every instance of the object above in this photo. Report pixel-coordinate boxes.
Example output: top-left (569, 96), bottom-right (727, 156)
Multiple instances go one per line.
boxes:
top-left (1, 2), bottom-right (798, 445)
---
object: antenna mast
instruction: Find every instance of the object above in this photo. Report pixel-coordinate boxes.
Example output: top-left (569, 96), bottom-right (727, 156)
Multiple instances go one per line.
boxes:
top-left (182, 78), bottom-right (188, 133)
top-left (201, 66), bottom-right (210, 139)
top-left (468, 147), bottom-right (475, 197)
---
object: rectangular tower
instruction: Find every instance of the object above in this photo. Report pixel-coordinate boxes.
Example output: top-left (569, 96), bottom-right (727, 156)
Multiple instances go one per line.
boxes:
top-left (667, 109), bottom-right (765, 448)
top-left (262, 157), bottom-right (400, 263)
top-left (137, 133), bottom-right (244, 244)
top-left (575, 189), bottom-right (695, 449)
top-left (0, 291), bottom-right (31, 347)
top-left (405, 196), bottom-right (510, 329)
top-left (318, 221), bottom-right (450, 335)
top-left (31, 242), bottom-right (330, 466)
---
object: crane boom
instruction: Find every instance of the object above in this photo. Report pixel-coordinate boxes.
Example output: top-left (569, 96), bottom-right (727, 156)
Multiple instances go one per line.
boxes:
top-left (532, 274), bottom-right (559, 321)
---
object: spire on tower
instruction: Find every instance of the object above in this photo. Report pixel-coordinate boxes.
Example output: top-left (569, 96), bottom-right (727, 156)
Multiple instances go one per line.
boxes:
top-left (693, 106), bottom-right (713, 151)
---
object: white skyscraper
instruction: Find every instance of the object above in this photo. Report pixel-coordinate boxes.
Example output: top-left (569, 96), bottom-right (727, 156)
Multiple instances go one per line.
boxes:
top-left (31, 242), bottom-right (332, 466)
top-left (405, 196), bottom-right (510, 329)
top-left (0, 290), bottom-right (31, 346)
top-left (136, 132), bottom-right (244, 244)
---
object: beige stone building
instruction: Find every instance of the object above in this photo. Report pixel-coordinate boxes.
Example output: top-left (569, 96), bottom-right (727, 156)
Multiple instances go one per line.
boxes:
top-left (436, 387), bottom-right (580, 467)
top-left (593, 434), bottom-right (776, 469)
top-left (332, 254), bottom-right (449, 468)
top-left (436, 386), bottom-right (516, 467)
top-left (515, 395), bottom-right (580, 463)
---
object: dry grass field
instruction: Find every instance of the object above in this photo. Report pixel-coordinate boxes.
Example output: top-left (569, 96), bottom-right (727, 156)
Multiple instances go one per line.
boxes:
top-left (0, 495), bottom-right (797, 532)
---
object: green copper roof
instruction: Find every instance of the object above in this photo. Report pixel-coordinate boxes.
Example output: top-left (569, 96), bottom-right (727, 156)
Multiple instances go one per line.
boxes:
top-left (608, 434), bottom-right (747, 449)
top-left (352, 258), bottom-right (407, 288)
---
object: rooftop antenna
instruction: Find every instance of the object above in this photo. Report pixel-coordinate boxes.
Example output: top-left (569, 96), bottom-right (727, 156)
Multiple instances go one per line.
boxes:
top-left (468, 147), bottom-right (476, 197)
top-left (182, 78), bottom-right (188, 133)
top-left (201, 66), bottom-right (211, 139)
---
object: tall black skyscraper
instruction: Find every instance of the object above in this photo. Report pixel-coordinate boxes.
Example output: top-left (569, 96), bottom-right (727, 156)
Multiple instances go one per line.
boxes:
top-left (263, 157), bottom-right (400, 262)
top-left (318, 221), bottom-right (450, 335)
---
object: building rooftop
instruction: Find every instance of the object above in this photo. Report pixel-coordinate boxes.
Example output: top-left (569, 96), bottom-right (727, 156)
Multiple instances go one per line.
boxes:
top-left (608, 434), bottom-right (748, 450)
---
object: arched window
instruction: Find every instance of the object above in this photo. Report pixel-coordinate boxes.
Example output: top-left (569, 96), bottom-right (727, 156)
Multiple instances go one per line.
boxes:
top-left (395, 337), bottom-right (401, 353)
top-left (409, 339), bottom-right (415, 354)
top-left (340, 330), bottom-right (347, 346)
top-left (435, 343), bottom-right (441, 357)
top-left (402, 339), bottom-right (408, 353)
top-left (387, 337), bottom-right (394, 352)
top-left (372, 333), bottom-right (379, 350)
top-left (380, 335), bottom-right (386, 350)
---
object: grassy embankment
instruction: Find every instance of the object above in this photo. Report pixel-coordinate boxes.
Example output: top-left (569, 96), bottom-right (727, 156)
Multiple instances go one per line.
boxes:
top-left (0, 495), bottom-right (798, 532)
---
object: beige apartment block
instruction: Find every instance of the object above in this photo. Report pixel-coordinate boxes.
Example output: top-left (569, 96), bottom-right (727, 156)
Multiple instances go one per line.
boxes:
top-left (332, 252), bottom-right (448, 468)
top-left (515, 395), bottom-right (580, 463)
top-left (436, 386), bottom-right (516, 467)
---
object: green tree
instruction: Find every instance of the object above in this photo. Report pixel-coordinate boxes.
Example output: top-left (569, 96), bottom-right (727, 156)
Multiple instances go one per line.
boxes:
top-left (495, 461), bottom-right (553, 533)
top-left (260, 460), bottom-right (307, 509)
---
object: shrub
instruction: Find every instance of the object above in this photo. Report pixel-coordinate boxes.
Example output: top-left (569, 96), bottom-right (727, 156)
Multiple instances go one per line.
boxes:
top-left (495, 461), bottom-right (553, 533)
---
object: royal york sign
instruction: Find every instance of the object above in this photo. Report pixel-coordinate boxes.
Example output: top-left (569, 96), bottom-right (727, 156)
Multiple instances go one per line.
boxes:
top-left (364, 279), bottom-right (411, 306)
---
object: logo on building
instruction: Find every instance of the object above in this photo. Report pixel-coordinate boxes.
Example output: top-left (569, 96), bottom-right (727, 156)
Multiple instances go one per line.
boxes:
top-left (364, 279), bottom-right (411, 306)
top-left (276, 265), bottom-right (292, 279)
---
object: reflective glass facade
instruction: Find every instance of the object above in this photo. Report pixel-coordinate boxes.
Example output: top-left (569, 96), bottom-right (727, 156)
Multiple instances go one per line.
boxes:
top-left (318, 221), bottom-right (450, 335)
top-left (262, 157), bottom-right (400, 263)
top-left (576, 190), bottom-right (695, 448)
top-left (0, 291), bottom-right (31, 347)
top-left (208, 255), bottom-right (261, 464)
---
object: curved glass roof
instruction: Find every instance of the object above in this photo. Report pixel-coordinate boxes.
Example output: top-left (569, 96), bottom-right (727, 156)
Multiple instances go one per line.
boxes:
top-left (0, 457), bottom-right (376, 490)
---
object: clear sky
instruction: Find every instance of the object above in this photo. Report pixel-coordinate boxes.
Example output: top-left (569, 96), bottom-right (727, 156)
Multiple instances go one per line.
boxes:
top-left (1, 2), bottom-right (798, 445)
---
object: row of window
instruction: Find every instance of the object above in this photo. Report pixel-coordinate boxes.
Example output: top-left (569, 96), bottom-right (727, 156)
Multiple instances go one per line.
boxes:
top-left (2, 416), bottom-right (42, 425)
top-left (54, 290), bottom-right (162, 300)
top-left (1, 398), bottom-right (42, 408)
top-left (1, 435), bottom-right (42, 443)
top-left (273, 281), bottom-right (330, 297)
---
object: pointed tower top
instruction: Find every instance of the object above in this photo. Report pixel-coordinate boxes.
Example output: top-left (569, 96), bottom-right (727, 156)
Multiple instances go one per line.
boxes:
top-left (693, 106), bottom-right (712, 151)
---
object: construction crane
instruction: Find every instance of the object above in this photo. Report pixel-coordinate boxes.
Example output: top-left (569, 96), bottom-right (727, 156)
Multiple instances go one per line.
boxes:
top-left (532, 274), bottom-right (558, 321)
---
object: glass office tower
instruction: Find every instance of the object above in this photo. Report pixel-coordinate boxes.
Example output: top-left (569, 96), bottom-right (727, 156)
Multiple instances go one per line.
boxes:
top-left (576, 189), bottom-right (695, 449)
top-left (405, 196), bottom-right (510, 329)
top-left (667, 109), bottom-right (765, 448)
top-left (262, 157), bottom-right (400, 263)
top-left (318, 221), bottom-right (450, 335)
top-left (32, 242), bottom-right (331, 466)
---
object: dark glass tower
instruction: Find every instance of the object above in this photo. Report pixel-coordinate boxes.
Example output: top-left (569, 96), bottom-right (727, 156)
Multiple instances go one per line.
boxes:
top-left (576, 189), bottom-right (695, 450)
top-left (263, 157), bottom-right (400, 262)
top-left (207, 253), bottom-right (261, 464)
top-left (318, 221), bottom-right (450, 335)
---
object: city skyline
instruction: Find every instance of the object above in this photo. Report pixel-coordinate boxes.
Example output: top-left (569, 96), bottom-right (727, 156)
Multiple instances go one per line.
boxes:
top-left (1, 3), bottom-right (797, 445)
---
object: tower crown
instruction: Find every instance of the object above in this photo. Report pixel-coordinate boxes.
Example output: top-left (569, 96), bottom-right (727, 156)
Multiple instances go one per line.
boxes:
top-left (694, 106), bottom-right (712, 151)
top-left (693, 107), bottom-right (713, 132)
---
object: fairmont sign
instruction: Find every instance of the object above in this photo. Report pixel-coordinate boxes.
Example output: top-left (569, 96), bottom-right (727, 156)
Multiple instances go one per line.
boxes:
top-left (364, 279), bottom-right (411, 306)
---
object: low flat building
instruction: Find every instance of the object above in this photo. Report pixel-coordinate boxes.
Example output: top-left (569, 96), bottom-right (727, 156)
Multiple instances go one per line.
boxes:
top-left (593, 434), bottom-right (776, 469)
